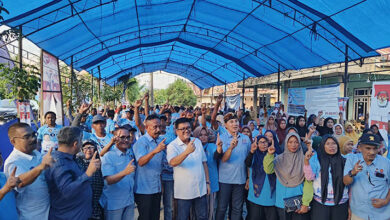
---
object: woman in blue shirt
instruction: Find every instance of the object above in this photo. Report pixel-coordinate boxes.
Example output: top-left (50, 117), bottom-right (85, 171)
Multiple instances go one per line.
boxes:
top-left (193, 126), bottom-right (219, 220)
top-left (304, 135), bottom-right (348, 220)
top-left (245, 135), bottom-right (277, 220)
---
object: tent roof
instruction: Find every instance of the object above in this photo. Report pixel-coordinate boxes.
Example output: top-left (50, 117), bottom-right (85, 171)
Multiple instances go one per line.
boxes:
top-left (2, 0), bottom-right (388, 89)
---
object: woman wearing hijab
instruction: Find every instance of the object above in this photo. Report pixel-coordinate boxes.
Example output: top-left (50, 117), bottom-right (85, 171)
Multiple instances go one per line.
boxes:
top-left (307, 114), bottom-right (318, 128)
top-left (287, 116), bottom-right (296, 129)
top-left (295, 116), bottom-right (308, 141)
top-left (304, 135), bottom-right (348, 220)
top-left (370, 124), bottom-right (386, 154)
top-left (247, 121), bottom-right (260, 137)
top-left (332, 124), bottom-right (344, 139)
top-left (263, 115), bottom-right (278, 133)
top-left (344, 122), bottom-right (360, 145)
top-left (337, 136), bottom-right (354, 155)
top-left (241, 126), bottom-right (254, 143)
top-left (245, 136), bottom-right (277, 220)
top-left (264, 130), bottom-right (282, 155)
top-left (264, 133), bottom-right (312, 220)
top-left (193, 126), bottom-right (219, 220)
top-left (276, 119), bottom-right (287, 145)
top-left (317, 117), bottom-right (334, 136)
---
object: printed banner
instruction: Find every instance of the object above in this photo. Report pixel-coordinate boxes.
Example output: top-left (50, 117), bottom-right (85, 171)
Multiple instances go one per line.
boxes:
top-left (369, 81), bottom-right (390, 147)
top-left (338, 97), bottom-right (349, 120)
top-left (225, 94), bottom-right (241, 111)
top-left (41, 51), bottom-right (63, 125)
top-left (16, 100), bottom-right (31, 125)
top-left (287, 88), bottom-right (306, 116)
top-left (305, 84), bottom-right (341, 119)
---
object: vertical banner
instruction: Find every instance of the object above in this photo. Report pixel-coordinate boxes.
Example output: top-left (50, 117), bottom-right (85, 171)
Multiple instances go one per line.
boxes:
top-left (369, 81), bottom-right (390, 147)
top-left (41, 51), bottom-right (64, 125)
top-left (338, 97), bottom-right (349, 120)
top-left (16, 101), bottom-right (31, 125)
top-left (287, 88), bottom-right (306, 116)
top-left (225, 94), bottom-right (241, 111)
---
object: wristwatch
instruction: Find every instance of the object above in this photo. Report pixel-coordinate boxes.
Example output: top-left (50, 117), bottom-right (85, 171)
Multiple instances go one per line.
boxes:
top-left (348, 170), bottom-right (356, 177)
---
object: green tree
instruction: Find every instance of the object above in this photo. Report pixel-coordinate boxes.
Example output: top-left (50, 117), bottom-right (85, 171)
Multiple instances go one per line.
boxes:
top-left (102, 83), bottom-right (122, 104)
top-left (0, 64), bottom-right (40, 101)
top-left (118, 74), bottom-right (145, 104)
top-left (154, 89), bottom-right (168, 105)
top-left (165, 80), bottom-right (196, 106)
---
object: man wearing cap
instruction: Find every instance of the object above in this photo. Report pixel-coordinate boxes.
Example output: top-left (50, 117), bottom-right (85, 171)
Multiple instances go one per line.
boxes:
top-left (72, 104), bottom-right (114, 153)
top-left (100, 127), bottom-right (136, 220)
top-left (76, 140), bottom-right (104, 220)
top-left (343, 133), bottom-right (390, 220)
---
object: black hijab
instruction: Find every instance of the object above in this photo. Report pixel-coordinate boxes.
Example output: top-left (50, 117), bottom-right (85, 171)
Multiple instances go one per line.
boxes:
top-left (317, 135), bottom-right (346, 205)
top-left (252, 135), bottom-right (276, 197)
top-left (318, 117), bottom-right (334, 136)
top-left (295, 116), bottom-right (308, 138)
top-left (287, 116), bottom-right (296, 128)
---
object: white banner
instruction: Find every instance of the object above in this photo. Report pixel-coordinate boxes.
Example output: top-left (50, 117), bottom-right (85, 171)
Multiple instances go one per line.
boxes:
top-left (225, 94), bottom-right (241, 111)
top-left (369, 81), bottom-right (390, 147)
top-left (41, 51), bottom-right (63, 125)
top-left (287, 88), bottom-right (306, 116)
top-left (305, 84), bottom-right (341, 119)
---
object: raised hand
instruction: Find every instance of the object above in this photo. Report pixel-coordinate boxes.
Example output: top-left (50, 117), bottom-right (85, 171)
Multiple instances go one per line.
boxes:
top-left (5, 167), bottom-right (21, 190)
top-left (250, 141), bottom-right (257, 153)
top-left (268, 139), bottom-right (275, 155)
top-left (201, 105), bottom-right (206, 115)
top-left (230, 135), bottom-right (238, 149)
top-left (143, 92), bottom-right (149, 101)
top-left (79, 102), bottom-right (92, 114)
top-left (216, 133), bottom-right (223, 153)
top-left (86, 152), bottom-right (101, 177)
top-left (41, 147), bottom-right (54, 169)
top-left (153, 138), bottom-right (167, 154)
top-left (304, 148), bottom-right (314, 165)
top-left (303, 133), bottom-right (312, 150)
top-left (216, 94), bottom-right (223, 104)
top-left (134, 99), bottom-right (143, 108)
top-left (122, 159), bottom-right (136, 175)
top-left (351, 160), bottom-right (363, 176)
top-left (185, 139), bottom-right (196, 154)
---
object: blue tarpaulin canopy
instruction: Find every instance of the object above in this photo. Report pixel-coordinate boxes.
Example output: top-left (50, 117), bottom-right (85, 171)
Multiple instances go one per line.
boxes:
top-left (2, 0), bottom-right (389, 88)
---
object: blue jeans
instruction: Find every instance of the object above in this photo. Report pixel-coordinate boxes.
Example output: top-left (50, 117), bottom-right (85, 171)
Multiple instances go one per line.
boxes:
top-left (105, 204), bottom-right (135, 220)
top-left (162, 180), bottom-right (174, 220)
top-left (215, 183), bottom-right (245, 220)
top-left (177, 195), bottom-right (207, 220)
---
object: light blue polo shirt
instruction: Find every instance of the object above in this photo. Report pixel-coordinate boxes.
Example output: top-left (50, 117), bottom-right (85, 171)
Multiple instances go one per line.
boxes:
top-left (247, 168), bottom-right (276, 206)
top-left (100, 146), bottom-right (135, 211)
top-left (218, 132), bottom-right (251, 184)
top-left (90, 133), bottom-right (114, 153)
top-left (344, 153), bottom-right (390, 220)
top-left (160, 129), bottom-right (177, 181)
top-left (37, 124), bottom-right (63, 154)
top-left (105, 118), bottom-right (116, 134)
top-left (204, 143), bottom-right (219, 193)
top-left (133, 132), bottom-right (164, 194)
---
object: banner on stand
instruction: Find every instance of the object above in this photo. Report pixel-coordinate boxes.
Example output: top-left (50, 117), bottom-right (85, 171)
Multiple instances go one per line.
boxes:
top-left (369, 81), bottom-right (390, 147)
top-left (338, 97), bottom-right (349, 120)
top-left (225, 94), bottom-right (241, 111)
top-left (41, 51), bottom-right (64, 125)
top-left (16, 100), bottom-right (31, 125)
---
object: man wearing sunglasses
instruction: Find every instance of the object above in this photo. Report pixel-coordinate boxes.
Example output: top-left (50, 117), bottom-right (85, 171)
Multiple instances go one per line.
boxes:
top-left (343, 133), bottom-right (390, 220)
top-left (4, 122), bottom-right (54, 220)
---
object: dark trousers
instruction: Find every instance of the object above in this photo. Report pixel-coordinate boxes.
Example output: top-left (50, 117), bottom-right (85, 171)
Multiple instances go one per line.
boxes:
top-left (246, 200), bottom-right (277, 220)
top-left (177, 195), bottom-right (207, 220)
top-left (311, 200), bottom-right (348, 220)
top-left (135, 193), bottom-right (161, 220)
top-left (216, 183), bottom-right (245, 220)
top-left (277, 207), bottom-right (309, 220)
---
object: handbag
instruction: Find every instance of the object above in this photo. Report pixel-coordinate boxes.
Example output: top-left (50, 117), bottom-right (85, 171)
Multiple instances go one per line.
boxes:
top-left (283, 195), bottom-right (302, 213)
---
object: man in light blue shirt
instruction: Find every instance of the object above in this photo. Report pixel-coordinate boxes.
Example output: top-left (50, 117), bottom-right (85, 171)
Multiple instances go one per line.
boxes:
top-left (4, 123), bottom-right (54, 220)
top-left (133, 114), bottom-right (166, 220)
top-left (37, 111), bottom-right (63, 155)
top-left (214, 112), bottom-right (251, 220)
top-left (101, 127), bottom-right (136, 220)
top-left (105, 110), bottom-right (117, 134)
top-left (344, 133), bottom-right (390, 220)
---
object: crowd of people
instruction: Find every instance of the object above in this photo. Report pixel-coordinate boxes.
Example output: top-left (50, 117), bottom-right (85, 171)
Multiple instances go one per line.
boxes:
top-left (0, 92), bottom-right (390, 220)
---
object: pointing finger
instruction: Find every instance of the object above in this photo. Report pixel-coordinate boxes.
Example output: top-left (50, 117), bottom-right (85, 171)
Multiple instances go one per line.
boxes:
top-left (48, 147), bottom-right (53, 155)
top-left (11, 167), bottom-right (17, 177)
top-left (92, 151), bottom-right (97, 160)
top-left (129, 159), bottom-right (134, 165)
top-left (160, 138), bottom-right (167, 144)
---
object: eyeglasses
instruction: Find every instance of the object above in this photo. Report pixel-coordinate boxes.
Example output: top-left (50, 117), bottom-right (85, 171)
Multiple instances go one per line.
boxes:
top-left (118, 135), bottom-right (131, 141)
top-left (177, 127), bottom-right (192, 132)
top-left (82, 146), bottom-right (95, 151)
top-left (13, 132), bottom-right (37, 140)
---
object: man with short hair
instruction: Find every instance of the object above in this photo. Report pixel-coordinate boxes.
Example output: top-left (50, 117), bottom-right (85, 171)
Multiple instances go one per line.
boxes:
top-left (343, 133), bottom-right (390, 220)
top-left (133, 114), bottom-right (166, 220)
top-left (5, 122), bottom-right (54, 220)
top-left (100, 127), bottom-right (137, 220)
top-left (106, 110), bottom-right (117, 134)
top-left (37, 111), bottom-right (63, 154)
top-left (45, 126), bottom-right (101, 220)
top-left (167, 118), bottom-right (210, 220)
